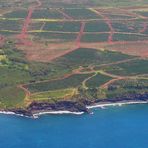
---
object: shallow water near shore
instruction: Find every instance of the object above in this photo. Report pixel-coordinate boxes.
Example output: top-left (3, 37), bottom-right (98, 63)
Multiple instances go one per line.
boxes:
top-left (0, 104), bottom-right (148, 148)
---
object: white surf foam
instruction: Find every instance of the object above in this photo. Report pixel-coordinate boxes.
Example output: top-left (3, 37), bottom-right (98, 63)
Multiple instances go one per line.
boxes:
top-left (33, 110), bottom-right (84, 118)
top-left (87, 101), bottom-right (148, 109)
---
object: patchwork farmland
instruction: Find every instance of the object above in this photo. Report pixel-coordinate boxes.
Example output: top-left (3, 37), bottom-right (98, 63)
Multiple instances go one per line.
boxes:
top-left (0, 0), bottom-right (148, 111)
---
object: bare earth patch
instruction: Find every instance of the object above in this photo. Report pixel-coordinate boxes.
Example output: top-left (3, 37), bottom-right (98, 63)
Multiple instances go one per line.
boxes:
top-left (104, 41), bottom-right (148, 58)
top-left (16, 41), bottom-right (77, 62)
top-left (16, 40), bottom-right (148, 63)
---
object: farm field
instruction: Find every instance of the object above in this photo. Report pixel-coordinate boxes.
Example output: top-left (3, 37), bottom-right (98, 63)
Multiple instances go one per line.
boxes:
top-left (0, 0), bottom-right (148, 112)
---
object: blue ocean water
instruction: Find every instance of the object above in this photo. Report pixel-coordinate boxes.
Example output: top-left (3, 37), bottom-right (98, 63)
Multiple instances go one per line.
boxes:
top-left (0, 104), bottom-right (148, 148)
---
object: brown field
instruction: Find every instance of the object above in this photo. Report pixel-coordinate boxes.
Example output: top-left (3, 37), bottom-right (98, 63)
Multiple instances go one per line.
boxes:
top-left (104, 41), bottom-right (148, 58)
top-left (16, 40), bottom-right (148, 63)
top-left (16, 41), bottom-right (77, 62)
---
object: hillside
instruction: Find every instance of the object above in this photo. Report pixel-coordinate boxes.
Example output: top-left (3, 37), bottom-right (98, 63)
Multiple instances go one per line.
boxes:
top-left (0, 0), bottom-right (148, 116)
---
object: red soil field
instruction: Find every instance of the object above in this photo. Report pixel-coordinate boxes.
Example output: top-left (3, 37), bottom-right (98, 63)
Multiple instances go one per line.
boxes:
top-left (104, 41), bottom-right (148, 58)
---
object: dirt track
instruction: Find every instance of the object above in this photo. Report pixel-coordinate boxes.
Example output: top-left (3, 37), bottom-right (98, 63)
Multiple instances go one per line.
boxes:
top-left (17, 0), bottom-right (42, 46)
top-left (0, 35), bottom-right (5, 46)
top-left (89, 8), bottom-right (115, 43)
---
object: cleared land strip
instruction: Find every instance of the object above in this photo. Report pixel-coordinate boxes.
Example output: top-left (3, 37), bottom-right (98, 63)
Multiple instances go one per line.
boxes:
top-left (0, 17), bottom-right (141, 22)
top-left (32, 17), bottom-right (141, 22)
top-left (76, 22), bottom-right (86, 48)
top-left (17, 0), bottom-right (42, 45)
top-left (17, 84), bottom-right (31, 105)
top-left (1, 30), bottom-right (147, 37)
top-left (28, 31), bottom-right (147, 36)
top-left (30, 88), bottom-right (77, 101)
top-left (0, 35), bottom-right (5, 46)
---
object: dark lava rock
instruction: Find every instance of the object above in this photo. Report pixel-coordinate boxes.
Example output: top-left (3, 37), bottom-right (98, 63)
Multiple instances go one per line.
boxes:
top-left (27, 101), bottom-right (89, 113)
top-left (10, 109), bottom-right (33, 117)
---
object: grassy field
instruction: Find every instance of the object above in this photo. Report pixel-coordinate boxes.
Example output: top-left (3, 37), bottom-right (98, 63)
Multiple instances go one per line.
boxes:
top-left (84, 21), bottom-right (110, 32)
top-left (113, 34), bottom-right (148, 42)
top-left (63, 8), bottom-right (102, 19)
top-left (42, 22), bottom-right (81, 32)
top-left (91, 0), bottom-right (148, 7)
top-left (86, 73), bottom-right (112, 88)
top-left (31, 88), bottom-right (76, 102)
top-left (81, 33), bottom-right (109, 42)
top-left (104, 59), bottom-right (148, 76)
top-left (55, 48), bottom-right (132, 68)
top-left (0, 20), bottom-right (23, 31)
top-left (0, 86), bottom-right (25, 109)
top-left (32, 9), bottom-right (64, 19)
top-left (27, 73), bottom-right (93, 93)
top-left (3, 10), bottom-right (28, 18)
top-left (32, 32), bottom-right (77, 41)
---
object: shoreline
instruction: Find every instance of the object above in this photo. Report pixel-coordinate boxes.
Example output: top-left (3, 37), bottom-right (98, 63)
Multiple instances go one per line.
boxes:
top-left (0, 110), bottom-right (84, 119)
top-left (33, 111), bottom-right (84, 118)
top-left (86, 100), bottom-right (148, 109)
top-left (0, 111), bottom-right (30, 118)
top-left (0, 100), bottom-right (148, 119)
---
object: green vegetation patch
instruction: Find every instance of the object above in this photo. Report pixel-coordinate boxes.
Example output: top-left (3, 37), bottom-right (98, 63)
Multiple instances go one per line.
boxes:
top-left (55, 48), bottom-right (131, 69)
top-left (112, 20), bottom-right (148, 34)
top-left (28, 22), bottom-right (43, 31)
top-left (136, 11), bottom-right (148, 17)
top-left (91, 0), bottom-right (148, 7)
top-left (27, 73), bottom-right (93, 93)
top-left (32, 32), bottom-right (77, 42)
top-left (31, 88), bottom-right (75, 102)
top-left (0, 86), bottom-right (25, 109)
top-left (105, 59), bottom-right (148, 76)
top-left (0, 45), bottom-right (29, 70)
top-left (105, 78), bottom-right (148, 99)
top-left (86, 73), bottom-right (112, 88)
top-left (3, 9), bottom-right (28, 18)
top-left (42, 21), bottom-right (81, 32)
top-left (64, 8), bottom-right (102, 19)
top-left (0, 66), bottom-right (27, 85)
top-left (32, 9), bottom-right (64, 19)
top-left (112, 22), bottom-right (133, 33)
top-left (107, 14), bottom-right (134, 19)
top-left (113, 33), bottom-right (148, 41)
top-left (0, 19), bottom-right (23, 31)
top-left (0, 31), bottom-right (18, 36)
top-left (81, 33), bottom-right (109, 42)
top-left (84, 21), bottom-right (110, 32)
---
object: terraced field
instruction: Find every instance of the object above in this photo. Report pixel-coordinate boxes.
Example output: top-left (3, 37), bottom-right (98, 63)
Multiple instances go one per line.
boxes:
top-left (0, 0), bottom-right (148, 110)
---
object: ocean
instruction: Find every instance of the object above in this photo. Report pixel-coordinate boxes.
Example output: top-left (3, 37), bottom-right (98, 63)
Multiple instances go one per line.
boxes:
top-left (0, 104), bottom-right (148, 148)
